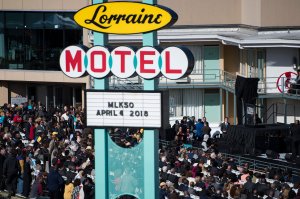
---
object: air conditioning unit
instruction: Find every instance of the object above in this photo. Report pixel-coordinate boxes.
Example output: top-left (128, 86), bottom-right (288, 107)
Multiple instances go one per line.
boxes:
top-left (175, 77), bottom-right (191, 83)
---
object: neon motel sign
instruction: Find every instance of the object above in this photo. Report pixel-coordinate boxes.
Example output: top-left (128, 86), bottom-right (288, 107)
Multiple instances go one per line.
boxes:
top-left (60, 2), bottom-right (195, 80)
top-left (60, 46), bottom-right (194, 80)
top-left (74, 2), bottom-right (178, 34)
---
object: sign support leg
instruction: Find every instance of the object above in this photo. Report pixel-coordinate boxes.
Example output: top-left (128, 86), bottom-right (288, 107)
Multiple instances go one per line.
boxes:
top-left (92, 1), bottom-right (108, 199)
top-left (142, 6), bottom-right (159, 196)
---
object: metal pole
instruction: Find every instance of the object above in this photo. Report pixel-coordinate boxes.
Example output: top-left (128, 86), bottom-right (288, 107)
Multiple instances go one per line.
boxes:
top-left (72, 87), bottom-right (76, 108)
top-left (234, 94), bottom-right (237, 125)
top-left (220, 88), bottom-right (223, 122)
top-left (294, 104), bottom-right (296, 123)
top-left (143, 1), bottom-right (159, 198)
top-left (53, 86), bottom-right (56, 108)
top-left (45, 87), bottom-right (48, 111)
top-left (276, 103), bottom-right (278, 123)
top-left (284, 98), bottom-right (287, 124)
top-left (281, 77), bottom-right (285, 94)
top-left (226, 90), bottom-right (229, 117)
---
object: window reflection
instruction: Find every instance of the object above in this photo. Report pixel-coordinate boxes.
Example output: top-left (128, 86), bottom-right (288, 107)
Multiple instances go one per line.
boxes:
top-left (0, 13), bottom-right (4, 69)
top-left (0, 11), bottom-right (82, 71)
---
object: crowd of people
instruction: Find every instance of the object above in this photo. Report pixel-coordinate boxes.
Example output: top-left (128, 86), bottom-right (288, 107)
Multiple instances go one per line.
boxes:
top-left (0, 102), bottom-right (95, 199)
top-left (1, 101), bottom-right (299, 199)
top-left (159, 116), bottom-right (299, 199)
top-left (171, 116), bottom-right (230, 151)
top-left (158, 145), bottom-right (299, 199)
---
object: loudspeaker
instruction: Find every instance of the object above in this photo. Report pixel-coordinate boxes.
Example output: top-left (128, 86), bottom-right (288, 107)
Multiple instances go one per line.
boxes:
top-left (285, 153), bottom-right (295, 162)
top-left (266, 150), bottom-right (279, 159)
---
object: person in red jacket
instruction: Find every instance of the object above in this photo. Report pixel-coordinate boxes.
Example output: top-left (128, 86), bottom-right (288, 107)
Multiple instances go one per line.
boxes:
top-left (13, 111), bottom-right (22, 123)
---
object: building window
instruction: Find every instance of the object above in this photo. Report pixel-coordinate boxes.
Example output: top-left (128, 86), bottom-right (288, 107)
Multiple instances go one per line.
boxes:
top-left (6, 12), bottom-right (25, 69)
top-left (24, 13), bottom-right (44, 70)
top-left (0, 11), bottom-right (82, 71)
top-left (0, 13), bottom-right (4, 69)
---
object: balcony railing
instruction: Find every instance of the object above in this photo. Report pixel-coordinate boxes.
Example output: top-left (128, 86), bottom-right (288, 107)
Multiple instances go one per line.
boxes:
top-left (109, 69), bottom-right (300, 99)
top-left (258, 77), bottom-right (300, 98)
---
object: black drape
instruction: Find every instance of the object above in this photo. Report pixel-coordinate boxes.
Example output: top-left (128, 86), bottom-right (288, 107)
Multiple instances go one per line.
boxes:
top-left (224, 125), bottom-right (289, 154)
top-left (235, 76), bottom-right (259, 125)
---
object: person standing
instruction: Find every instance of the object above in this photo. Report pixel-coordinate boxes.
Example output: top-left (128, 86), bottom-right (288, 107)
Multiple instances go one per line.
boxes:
top-left (0, 148), bottom-right (6, 191)
top-left (47, 161), bottom-right (65, 199)
top-left (3, 148), bottom-right (21, 198)
top-left (23, 117), bottom-right (33, 139)
top-left (29, 174), bottom-right (43, 199)
top-left (220, 117), bottom-right (230, 136)
top-left (202, 117), bottom-right (209, 127)
top-left (202, 122), bottom-right (211, 136)
top-left (195, 119), bottom-right (204, 141)
top-left (71, 178), bottom-right (82, 199)
top-left (22, 155), bottom-right (32, 197)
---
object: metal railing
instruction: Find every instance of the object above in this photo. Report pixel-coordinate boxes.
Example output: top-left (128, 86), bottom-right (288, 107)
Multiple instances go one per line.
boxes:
top-left (108, 68), bottom-right (300, 99)
top-left (159, 140), bottom-right (300, 178)
top-left (109, 76), bottom-right (143, 90)
top-left (158, 69), bottom-right (236, 92)
top-left (222, 153), bottom-right (300, 178)
top-left (258, 76), bottom-right (300, 97)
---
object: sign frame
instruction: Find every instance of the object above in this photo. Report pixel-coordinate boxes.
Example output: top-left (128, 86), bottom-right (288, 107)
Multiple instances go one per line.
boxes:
top-left (84, 89), bottom-right (163, 129)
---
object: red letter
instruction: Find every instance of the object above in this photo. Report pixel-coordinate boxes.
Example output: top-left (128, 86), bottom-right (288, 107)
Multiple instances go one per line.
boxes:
top-left (66, 50), bottom-right (82, 72)
top-left (165, 51), bottom-right (182, 74)
top-left (91, 51), bottom-right (106, 72)
top-left (140, 51), bottom-right (155, 73)
top-left (115, 51), bottom-right (131, 73)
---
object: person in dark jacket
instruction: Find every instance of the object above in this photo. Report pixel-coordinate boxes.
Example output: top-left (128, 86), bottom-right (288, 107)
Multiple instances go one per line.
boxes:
top-left (83, 177), bottom-right (95, 199)
top-left (47, 160), bottom-right (65, 199)
top-left (3, 148), bottom-right (21, 198)
top-left (23, 117), bottom-right (33, 139)
top-left (0, 148), bottom-right (6, 191)
top-left (220, 117), bottom-right (230, 135)
top-left (202, 122), bottom-right (211, 136)
top-left (22, 155), bottom-right (32, 197)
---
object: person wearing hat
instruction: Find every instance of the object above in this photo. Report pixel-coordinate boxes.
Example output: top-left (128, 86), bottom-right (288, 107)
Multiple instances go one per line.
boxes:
top-left (159, 181), bottom-right (168, 199)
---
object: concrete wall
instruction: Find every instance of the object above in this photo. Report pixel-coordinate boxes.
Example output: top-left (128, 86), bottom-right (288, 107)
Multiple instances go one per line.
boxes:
top-left (241, 0), bottom-right (261, 27)
top-left (2, 0), bottom-right (300, 27)
top-left (159, 0), bottom-right (300, 27)
top-left (261, 0), bottom-right (300, 27)
top-left (0, 81), bottom-right (8, 104)
top-left (159, 0), bottom-right (241, 26)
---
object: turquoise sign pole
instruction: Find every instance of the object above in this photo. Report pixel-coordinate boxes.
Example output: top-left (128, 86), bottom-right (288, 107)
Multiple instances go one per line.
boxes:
top-left (143, 0), bottom-right (159, 198)
top-left (93, 0), bottom-right (108, 198)
top-left (93, 0), bottom-right (159, 198)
